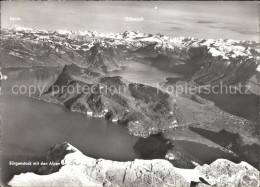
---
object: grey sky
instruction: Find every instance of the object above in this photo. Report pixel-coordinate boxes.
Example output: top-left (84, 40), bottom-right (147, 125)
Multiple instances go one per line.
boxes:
top-left (1, 1), bottom-right (259, 41)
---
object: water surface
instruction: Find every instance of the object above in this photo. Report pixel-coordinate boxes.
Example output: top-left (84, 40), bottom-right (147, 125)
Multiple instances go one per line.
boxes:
top-left (108, 60), bottom-right (181, 86)
top-left (0, 67), bottom-right (140, 182)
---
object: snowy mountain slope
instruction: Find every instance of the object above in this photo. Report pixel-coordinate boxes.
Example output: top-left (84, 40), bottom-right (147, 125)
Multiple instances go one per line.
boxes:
top-left (2, 26), bottom-right (259, 92)
top-left (8, 142), bottom-right (260, 187)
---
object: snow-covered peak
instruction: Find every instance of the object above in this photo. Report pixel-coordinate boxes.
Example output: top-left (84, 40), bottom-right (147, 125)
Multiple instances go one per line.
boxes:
top-left (195, 158), bottom-right (259, 186)
top-left (9, 25), bottom-right (33, 32)
top-left (3, 26), bottom-right (259, 62)
top-left (56, 30), bottom-right (72, 36)
top-left (123, 30), bottom-right (137, 37)
top-left (256, 65), bottom-right (260, 72)
top-left (65, 142), bottom-right (81, 153)
top-left (122, 30), bottom-right (148, 39)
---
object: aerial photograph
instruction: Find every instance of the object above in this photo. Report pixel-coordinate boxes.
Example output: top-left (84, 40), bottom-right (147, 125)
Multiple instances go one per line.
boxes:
top-left (0, 1), bottom-right (259, 186)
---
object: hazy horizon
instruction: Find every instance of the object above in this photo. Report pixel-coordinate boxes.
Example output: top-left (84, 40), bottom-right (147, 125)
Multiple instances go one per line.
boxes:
top-left (1, 1), bottom-right (259, 41)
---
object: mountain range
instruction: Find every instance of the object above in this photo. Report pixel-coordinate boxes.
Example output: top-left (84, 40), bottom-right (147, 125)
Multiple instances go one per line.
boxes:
top-left (1, 25), bottom-right (259, 185)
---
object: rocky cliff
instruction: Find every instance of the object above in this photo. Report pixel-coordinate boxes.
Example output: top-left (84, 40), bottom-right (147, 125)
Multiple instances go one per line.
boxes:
top-left (8, 142), bottom-right (260, 187)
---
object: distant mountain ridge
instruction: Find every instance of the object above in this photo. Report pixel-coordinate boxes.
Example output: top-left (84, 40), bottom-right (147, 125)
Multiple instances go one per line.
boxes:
top-left (1, 26), bottom-right (259, 93)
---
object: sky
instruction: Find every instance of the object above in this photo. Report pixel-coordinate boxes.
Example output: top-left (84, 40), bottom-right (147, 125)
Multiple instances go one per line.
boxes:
top-left (1, 1), bottom-right (259, 41)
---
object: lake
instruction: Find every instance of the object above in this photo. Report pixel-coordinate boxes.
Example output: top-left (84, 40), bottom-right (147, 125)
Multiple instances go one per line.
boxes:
top-left (108, 60), bottom-right (182, 86)
top-left (0, 63), bottom-right (224, 183)
top-left (0, 67), bottom-right (143, 182)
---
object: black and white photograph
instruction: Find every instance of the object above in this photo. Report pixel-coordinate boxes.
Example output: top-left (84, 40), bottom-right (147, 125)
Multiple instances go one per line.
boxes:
top-left (0, 1), bottom-right (259, 186)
